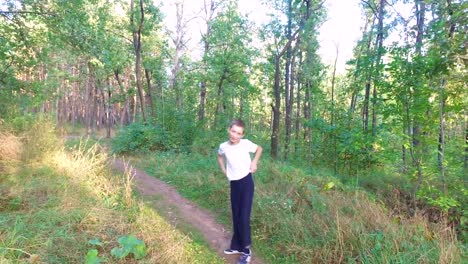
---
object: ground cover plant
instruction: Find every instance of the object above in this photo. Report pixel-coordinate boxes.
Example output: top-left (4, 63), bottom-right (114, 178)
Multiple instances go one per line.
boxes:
top-left (0, 119), bottom-right (222, 264)
top-left (131, 151), bottom-right (465, 264)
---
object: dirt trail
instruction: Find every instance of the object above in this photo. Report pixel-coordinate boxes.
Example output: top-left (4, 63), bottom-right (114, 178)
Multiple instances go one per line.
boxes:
top-left (112, 158), bottom-right (265, 264)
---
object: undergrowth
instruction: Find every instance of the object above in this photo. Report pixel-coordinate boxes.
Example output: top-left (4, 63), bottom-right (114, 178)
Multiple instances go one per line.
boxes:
top-left (0, 118), bottom-right (222, 264)
top-left (132, 152), bottom-right (465, 264)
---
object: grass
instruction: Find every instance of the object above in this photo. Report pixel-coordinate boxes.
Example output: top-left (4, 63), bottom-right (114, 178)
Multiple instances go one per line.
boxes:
top-left (130, 151), bottom-right (465, 264)
top-left (0, 123), bottom-right (223, 264)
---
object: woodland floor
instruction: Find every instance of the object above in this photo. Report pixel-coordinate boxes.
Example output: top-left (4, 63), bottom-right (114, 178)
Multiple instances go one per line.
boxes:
top-left (111, 158), bottom-right (265, 264)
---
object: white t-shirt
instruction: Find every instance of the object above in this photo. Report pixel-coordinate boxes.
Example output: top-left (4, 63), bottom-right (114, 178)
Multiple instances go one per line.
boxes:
top-left (218, 139), bottom-right (258, 181)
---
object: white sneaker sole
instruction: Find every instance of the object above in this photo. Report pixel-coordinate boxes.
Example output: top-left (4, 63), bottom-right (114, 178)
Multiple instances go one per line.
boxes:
top-left (223, 250), bottom-right (241, 255)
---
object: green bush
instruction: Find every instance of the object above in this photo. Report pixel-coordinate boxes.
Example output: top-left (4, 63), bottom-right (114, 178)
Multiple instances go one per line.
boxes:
top-left (111, 123), bottom-right (169, 154)
top-left (5, 113), bottom-right (41, 134)
top-left (17, 114), bottom-right (61, 161)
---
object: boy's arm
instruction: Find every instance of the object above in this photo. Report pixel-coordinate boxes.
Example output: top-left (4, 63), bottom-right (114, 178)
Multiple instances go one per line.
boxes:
top-left (217, 154), bottom-right (226, 175)
top-left (250, 145), bottom-right (263, 173)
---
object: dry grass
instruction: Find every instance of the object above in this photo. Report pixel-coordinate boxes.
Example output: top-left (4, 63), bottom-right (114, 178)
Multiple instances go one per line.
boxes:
top-left (0, 132), bottom-right (22, 161)
top-left (1, 122), bottom-right (221, 263)
top-left (134, 205), bottom-right (217, 264)
top-left (46, 141), bottom-right (221, 263)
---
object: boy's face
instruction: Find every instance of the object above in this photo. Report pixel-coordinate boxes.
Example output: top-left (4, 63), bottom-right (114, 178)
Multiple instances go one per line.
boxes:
top-left (228, 125), bottom-right (244, 144)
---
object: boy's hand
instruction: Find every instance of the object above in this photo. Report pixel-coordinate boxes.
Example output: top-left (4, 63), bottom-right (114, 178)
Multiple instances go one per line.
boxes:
top-left (250, 161), bottom-right (258, 173)
top-left (250, 146), bottom-right (262, 173)
top-left (217, 154), bottom-right (227, 176)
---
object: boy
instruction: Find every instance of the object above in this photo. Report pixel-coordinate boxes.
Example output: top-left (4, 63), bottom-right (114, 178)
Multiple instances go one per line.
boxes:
top-left (217, 119), bottom-right (263, 264)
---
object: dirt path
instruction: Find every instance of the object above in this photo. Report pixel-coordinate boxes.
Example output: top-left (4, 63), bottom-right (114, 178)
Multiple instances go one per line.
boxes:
top-left (112, 158), bottom-right (265, 264)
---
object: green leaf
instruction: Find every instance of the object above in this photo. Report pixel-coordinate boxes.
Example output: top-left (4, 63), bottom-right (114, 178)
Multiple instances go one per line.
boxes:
top-left (111, 247), bottom-right (128, 258)
top-left (85, 249), bottom-right (103, 264)
top-left (133, 243), bottom-right (147, 259)
top-left (111, 235), bottom-right (147, 260)
top-left (323, 181), bottom-right (335, 191)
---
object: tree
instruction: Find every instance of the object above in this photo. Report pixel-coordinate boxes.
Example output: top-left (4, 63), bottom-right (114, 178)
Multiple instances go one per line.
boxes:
top-left (204, 1), bottom-right (257, 127)
top-left (197, 0), bottom-right (227, 123)
top-left (266, 0), bottom-right (325, 160)
top-left (130, 0), bottom-right (147, 123)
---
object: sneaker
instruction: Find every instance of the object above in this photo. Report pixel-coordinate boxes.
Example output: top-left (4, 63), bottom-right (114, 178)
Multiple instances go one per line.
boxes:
top-left (237, 251), bottom-right (251, 264)
top-left (223, 248), bottom-right (241, 255)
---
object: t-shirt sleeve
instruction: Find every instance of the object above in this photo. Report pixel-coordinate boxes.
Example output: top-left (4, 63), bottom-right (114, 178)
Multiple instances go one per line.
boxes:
top-left (218, 144), bottom-right (225, 155)
top-left (245, 139), bottom-right (258, 153)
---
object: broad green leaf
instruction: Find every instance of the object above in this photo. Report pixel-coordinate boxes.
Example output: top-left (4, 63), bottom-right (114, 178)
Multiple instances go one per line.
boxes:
top-left (85, 249), bottom-right (103, 264)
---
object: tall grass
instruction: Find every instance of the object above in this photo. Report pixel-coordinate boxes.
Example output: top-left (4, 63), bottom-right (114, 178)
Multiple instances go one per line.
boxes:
top-left (0, 120), bottom-right (222, 263)
top-left (0, 132), bottom-right (22, 161)
top-left (133, 152), bottom-right (465, 264)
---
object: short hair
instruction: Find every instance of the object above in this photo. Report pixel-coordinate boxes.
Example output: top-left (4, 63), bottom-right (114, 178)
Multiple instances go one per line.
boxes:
top-left (229, 119), bottom-right (245, 129)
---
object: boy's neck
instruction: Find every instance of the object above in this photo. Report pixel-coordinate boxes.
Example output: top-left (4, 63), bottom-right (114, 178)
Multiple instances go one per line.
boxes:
top-left (229, 139), bottom-right (241, 145)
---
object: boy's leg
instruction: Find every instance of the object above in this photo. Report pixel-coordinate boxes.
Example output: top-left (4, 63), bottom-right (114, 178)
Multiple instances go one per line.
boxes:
top-left (238, 173), bottom-right (254, 252)
top-left (229, 178), bottom-right (242, 251)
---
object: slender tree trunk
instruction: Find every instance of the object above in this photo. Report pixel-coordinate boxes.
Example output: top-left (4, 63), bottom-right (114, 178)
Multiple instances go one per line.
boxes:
top-left (437, 0), bottom-right (456, 194)
top-left (107, 88), bottom-right (112, 138)
top-left (114, 70), bottom-right (132, 126)
top-left (348, 18), bottom-right (370, 117)
top-left (97, 82), bottom-right (108, 138)
top-left (304, 80), bottom-right (311, 157)
top-left (170, 1), bottom-right (188, 112)
top-left (411, 0), bottom-right (426, 200)
top-left (363, 82), bottom-right (371, 135)
top-left (331, 44), bottom-right (338, 174)
top-left (131, 0), bottom-right (147, 123)
top-left (371, 0), bottom-right (386, 138)
top-left (361, 17), bottom-right (376, 135)
top-left (198, 0), bottom-right (217, 122)
top-left (465, 121), bottom-right (468, 171)
top-left (294, 80), bottom-right (301, 154)
top-left (170, 2), bottom-right (183, 89)
top-left (270, 2), bottom-right (311, 159)
top-left (283, 0), bottom-right (293, 160)
top-left (294, 50), bottom-right (303, 154)
top-left (86, 63), bottom-right (97, 135)
top-left (438, 80), bottom-right (446, 194)
top-left (213, 70), bottom-right (227, 127)
top-left (271, 55), bottom-right (281, 159)
top-left (144, 69), bottom-right (156, 120)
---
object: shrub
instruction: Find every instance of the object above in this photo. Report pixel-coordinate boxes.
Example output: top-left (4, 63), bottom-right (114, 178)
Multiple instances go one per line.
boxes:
top-left (111, 123), bottom-right (168, 154)
top-left (0, 131), bottom-right (22, 162)
top-left (21, 116), bottom-right (61, 160)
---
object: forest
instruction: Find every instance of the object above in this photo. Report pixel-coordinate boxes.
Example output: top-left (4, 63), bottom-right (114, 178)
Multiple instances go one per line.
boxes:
top-left (0, 0), bottom-right (466, 263)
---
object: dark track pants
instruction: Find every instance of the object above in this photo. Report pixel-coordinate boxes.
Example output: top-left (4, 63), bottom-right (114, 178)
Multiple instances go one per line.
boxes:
top-left (230, 173), bottom-right (254, 251)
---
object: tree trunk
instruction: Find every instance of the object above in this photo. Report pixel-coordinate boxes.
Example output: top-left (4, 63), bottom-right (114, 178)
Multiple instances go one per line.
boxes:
top-left (294, 50), bottom-right (303, 154)
top-left (144, 68), bottom-right (156, 120)
top-left (283, 0), bottom-right (293, 160)
top-left (304, 80), bottom-right (311, 157)
top-left (371, 0), bottom-right (386, 138)
top-left (114, 70), bottom-right (127, 126)
top-left (331, 44), bottom-right (338, 174)
top-left (348, 17), bottom-right (370, 117)
top-left (271, 55), bottom-right (281, 159)
top-left (170, 1), bottom-right (188, 111)
top-left (363, 82), bottom-right (371, 134)
top-left (198, 0), bottom-right (217, 122)
top-left (131, 0), bottom-right (147, 123)
top-left (361, 17), bottom-right (376, 135)
top-left (86, 63), bottom-right (98, 135)
top-left (438, 80), bottom-right (446, 194)
top-left (213, 70), bottom-right (227, 127)
top-left (411, 0), bottom-right (426, 200)
top-left (465, 122), bottom-right (468, 171)
top-left (437, 0), bottom-right (456, 194)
